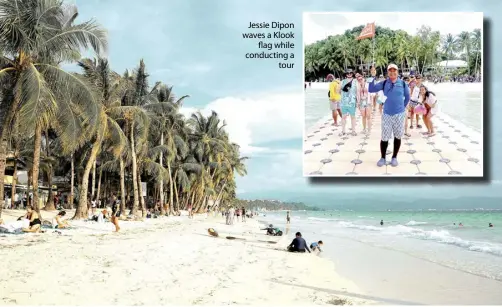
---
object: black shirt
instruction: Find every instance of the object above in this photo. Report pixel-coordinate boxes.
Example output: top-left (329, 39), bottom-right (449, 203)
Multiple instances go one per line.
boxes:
top-left (289, 237), bottom-right (310, 252)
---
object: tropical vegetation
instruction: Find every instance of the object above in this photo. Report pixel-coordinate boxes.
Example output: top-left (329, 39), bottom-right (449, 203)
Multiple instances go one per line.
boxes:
top-left (0, 0), bottom-right (247, 219)
top-left (305, 24), bottom-right (482, 80)
top-left (233, 199), bottom-right (323, 211)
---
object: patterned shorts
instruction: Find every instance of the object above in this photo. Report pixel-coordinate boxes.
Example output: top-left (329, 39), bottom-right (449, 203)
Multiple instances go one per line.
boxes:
top-left (381, 112), bottom-right (406, 141)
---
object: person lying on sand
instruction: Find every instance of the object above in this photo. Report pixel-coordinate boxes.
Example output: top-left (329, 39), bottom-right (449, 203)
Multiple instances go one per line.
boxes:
top-left (21, 206), bottom-right (42, 233)
top-left (310, 241), bottom-right (323, 252)
top-left (0, 218), bottom-right (27, 233)
top-left (287, 232), bottom-right (311, 253)
top-left (54, 211), bottom-right (71, 229)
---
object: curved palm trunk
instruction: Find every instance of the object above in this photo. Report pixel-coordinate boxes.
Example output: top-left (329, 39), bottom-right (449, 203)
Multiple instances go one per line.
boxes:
top-left (10, 159), bottom-right (18, 209)
top-left (119, 157), bottom-right (126, 213)
top-left (0, 93), bottom-right (17, 217)
top-left (167, 162), bottom-right (174, 215)
top-left (214, 180), bottom-right (227, 209)
top-left (32, 123), bottom-right (43, 213)
top-left (96, 166), bottom-right (102, 202)
top-left (91, 161), bottom-right (96, 198)
top-left (74, 137), bottom-right (101, 219)
top-left (474, 52), bottom-right (480, 77)
top-left (44, 166), bottom-right (56, 210)
top-left (70, 153), bottom-right (74, 209)
top-left (159, 132), bottom-right (165, 214)
top-left (130, 122), bottom-right (140, 215)
top-left (173, 171), bottom-right (179, 212)
top-left (0, 138), bottom-right (7, 217)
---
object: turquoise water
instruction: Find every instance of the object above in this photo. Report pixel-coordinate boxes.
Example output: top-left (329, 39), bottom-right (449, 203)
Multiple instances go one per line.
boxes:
top-left (261, 209), bottom-right (502, 281)
top-left (304, 83), bottom-right (483, 132)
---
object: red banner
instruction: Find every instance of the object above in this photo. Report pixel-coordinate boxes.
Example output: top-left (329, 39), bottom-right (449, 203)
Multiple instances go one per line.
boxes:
top-left (356, 23), bottom-right (375, 40)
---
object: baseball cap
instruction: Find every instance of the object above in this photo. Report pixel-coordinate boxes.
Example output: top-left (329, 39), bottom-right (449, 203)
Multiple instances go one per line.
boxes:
top-left (387, 64), bottom-right (398, 71)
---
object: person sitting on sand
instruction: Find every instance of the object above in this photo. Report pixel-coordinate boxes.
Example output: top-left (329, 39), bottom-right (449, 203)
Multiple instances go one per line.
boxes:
top-left (54, 211), bottom-right (71, 229)
top-left (262, 224), bottom-right (276, 235)
top-left (310, 240), bottom-right (324, 252)
top-left (22, 206), bottom-right (42, 233)
top-left (287, 232), bottom-right (311, 253)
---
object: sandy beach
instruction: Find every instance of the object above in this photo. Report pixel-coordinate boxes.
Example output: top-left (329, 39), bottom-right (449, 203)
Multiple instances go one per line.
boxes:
top-left (0, 210), bottom-right (371, 305)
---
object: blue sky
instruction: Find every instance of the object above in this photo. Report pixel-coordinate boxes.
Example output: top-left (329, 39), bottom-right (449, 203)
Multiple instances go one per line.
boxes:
top-left (72, 0), bottom-right (502, 208)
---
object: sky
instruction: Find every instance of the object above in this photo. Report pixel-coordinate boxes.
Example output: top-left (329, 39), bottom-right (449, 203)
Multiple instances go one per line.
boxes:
top-left (303, 12), bottom-right (484, 45)
top-left (70, 0), bottom-right (502, 209)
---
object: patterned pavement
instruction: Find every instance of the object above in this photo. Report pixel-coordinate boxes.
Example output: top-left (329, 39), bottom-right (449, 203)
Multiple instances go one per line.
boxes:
top-left (303, 110), bottom-right (483, 177)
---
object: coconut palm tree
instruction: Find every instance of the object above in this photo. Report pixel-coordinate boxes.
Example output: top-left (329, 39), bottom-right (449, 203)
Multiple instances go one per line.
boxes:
top-left (74, 58), bottom-right (128, 219)
top-left (0, 0), bottom-right (107, 216)
top-left (457, 31), bottom-right (472, 75)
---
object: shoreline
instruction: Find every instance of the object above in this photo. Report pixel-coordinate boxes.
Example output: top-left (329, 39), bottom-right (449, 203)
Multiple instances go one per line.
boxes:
top-left (0, 209), bottom-right (372, 305)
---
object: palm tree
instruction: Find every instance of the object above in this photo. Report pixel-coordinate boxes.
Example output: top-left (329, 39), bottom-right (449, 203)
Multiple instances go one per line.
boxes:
top-left (442, 33), bottom-right (456, 73)
top-left (0, 0), bottom-right (107, 216)
top-left (74, 58), bottom-right (127, 219)
top-left (471, 29), bottom-right (481, 78)
top-left (457, 31), bottom-right (472, 75)
top-left (144, 85), bottom-right (189, 214)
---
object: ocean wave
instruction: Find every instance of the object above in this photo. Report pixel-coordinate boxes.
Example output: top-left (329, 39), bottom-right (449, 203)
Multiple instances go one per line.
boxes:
top-left (336, 221), bottom-right (502, 257)
top-left (405, 220), bottom-right (428, 226)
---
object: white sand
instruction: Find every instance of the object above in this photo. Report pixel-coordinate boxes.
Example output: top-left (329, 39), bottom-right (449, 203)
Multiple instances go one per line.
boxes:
top-left (0, 209), bottom-right (371, 305)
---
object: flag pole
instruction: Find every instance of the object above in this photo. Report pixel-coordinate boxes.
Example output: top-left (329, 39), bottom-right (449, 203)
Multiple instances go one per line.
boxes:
top-left (372, 22), bottom-right (375, 68)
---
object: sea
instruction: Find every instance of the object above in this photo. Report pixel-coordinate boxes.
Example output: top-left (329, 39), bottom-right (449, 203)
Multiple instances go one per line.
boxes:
top-left (305, 82), bottom-right (483, 132)
top-left (258, 209), bottom-right (502, 304)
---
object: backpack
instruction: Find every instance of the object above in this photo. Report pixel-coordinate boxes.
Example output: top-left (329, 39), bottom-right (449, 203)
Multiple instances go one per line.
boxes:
top-left (381, 79), bottom-right (407, 96)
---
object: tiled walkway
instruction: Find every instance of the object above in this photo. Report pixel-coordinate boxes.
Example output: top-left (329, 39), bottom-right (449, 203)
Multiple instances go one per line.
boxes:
top-left (303, 111), bottom-right (483, 177)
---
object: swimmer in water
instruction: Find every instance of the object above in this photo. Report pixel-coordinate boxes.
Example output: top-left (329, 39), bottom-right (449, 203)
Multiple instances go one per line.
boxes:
top-left (489, 223), bottom-right (493, 227)
top-left (459, 223), bottom-right (463, 227)
top-left (380, 220), bottom-right (384, 226)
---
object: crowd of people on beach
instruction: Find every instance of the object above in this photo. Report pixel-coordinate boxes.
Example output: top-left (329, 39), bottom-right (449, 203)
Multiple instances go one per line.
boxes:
top-left (327, 64), bottom-right (439, 167)
top-left (223, 206), bottom-right (257, 225)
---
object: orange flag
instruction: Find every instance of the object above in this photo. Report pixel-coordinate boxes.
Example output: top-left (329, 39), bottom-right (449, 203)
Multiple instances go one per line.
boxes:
top-left (356, 23), bottom-right (375, 40)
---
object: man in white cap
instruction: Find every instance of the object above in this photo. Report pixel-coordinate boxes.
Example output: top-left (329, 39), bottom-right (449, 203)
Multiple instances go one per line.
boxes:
top-left (368, 64), bottom-right (410, 167)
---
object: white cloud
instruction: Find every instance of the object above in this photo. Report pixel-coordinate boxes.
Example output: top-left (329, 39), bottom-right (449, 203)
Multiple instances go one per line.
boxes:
top-left (181, 90), bottom-right (303, 155)
top-left (303, 12), bottom-right (483, 45)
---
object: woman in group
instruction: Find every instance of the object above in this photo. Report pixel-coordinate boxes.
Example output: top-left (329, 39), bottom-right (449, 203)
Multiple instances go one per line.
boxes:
top-left (22, 205), bottom-right (42, 233)
top-left (419, 85), bottom-right (438, 136)
top-left (339, 68), bottom-right (358, 136)
top-left (356, 72), bottom-right (372, 133)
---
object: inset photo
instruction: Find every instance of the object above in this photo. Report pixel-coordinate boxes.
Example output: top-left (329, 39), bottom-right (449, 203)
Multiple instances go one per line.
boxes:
top-left (303, 12), bottom-right (483, 177)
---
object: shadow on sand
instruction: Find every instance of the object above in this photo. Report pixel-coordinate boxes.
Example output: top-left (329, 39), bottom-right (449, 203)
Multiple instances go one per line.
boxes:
top-left (268, 279), bottom-right (423, 305)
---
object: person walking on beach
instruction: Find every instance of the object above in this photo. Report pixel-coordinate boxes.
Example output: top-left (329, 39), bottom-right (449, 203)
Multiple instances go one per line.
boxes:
top-left (327, 75), bottom-right (342, 126)
top-left (286, 211), bottom-right (291, 224)
top-left (339, 68), bottom-right (358, 136)
top-left (369, 64), bottom-right (410, 167)
top-left (241, 207), bottom-right (246, 222)
top-left (110, 193), bottom-right (121, 232)
top-left (228, 206), bottom-right (235, 225)
top-left (356, 71), bottom-right (372, 134)
top-left (187, 204), bottom-right (193, 219)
